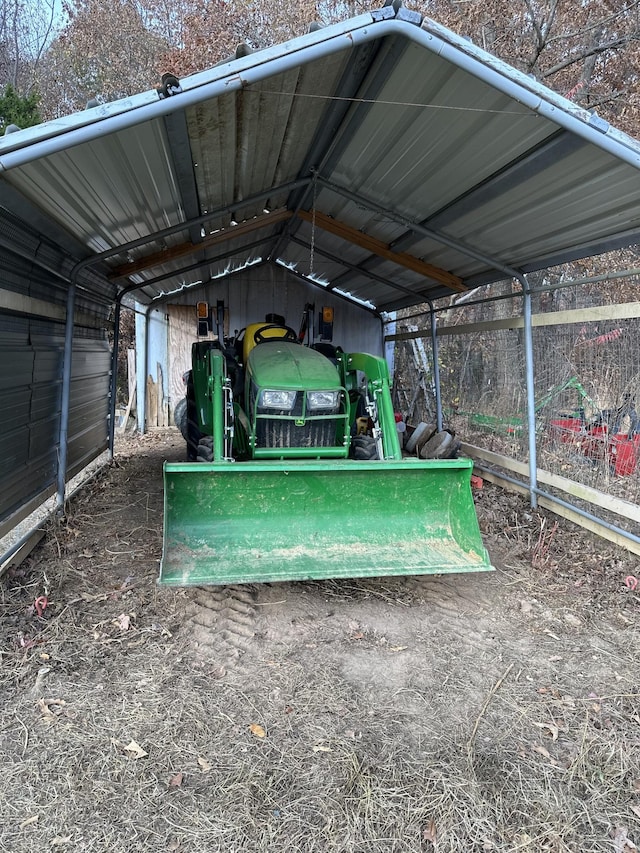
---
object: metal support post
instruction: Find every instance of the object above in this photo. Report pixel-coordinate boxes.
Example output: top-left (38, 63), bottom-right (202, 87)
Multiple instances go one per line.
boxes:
top-left (108, 299), bottom-right (122, 458)
top-left (56, 281), bottom-right (76, 516)
top-left (520, 277), bottom-right (538, 509)
top-left (429, 301), bottom-right (443, 431)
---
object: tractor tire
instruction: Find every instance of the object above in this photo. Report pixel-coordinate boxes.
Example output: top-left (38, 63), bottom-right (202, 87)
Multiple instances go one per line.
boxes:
top-left (420, 430), bottom-right (453, 459)
top-left (197, 435), bottom-right (214, 462)
top-left (405, 422), bottom-right (436, 454)
top-left (186, 374), bottom-right (200, 461)
top-left (351, 434), bottom-right (379, 460)
top-left (174, 397), bottom-right (188, 441)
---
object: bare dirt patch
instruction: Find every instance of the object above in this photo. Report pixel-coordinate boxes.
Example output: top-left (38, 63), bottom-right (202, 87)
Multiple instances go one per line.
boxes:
top-left (0, 430), bottom-right (639, 852)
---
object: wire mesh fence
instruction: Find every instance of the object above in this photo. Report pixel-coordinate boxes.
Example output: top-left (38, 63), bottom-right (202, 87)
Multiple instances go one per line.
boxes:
top-left (391, 269), bottom-right (640, 545)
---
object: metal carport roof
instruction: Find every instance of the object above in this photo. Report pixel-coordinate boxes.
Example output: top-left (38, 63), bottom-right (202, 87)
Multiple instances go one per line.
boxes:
top-left (2, 3), bottom-right (640, 314)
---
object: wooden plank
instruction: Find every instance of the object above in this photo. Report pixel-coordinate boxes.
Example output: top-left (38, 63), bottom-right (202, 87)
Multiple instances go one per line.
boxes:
top-left (117, 349), bottom-right (137, 433)
top-left (461, 441), bottom-right (640, 524)
top-left (386, 301), bottom-right (640, 342)
top-left (297, 209), bottom-right (465, 291)
top-left (146, 375), bottom-right (158, 427)
top-left (475, 466), bottom-right (640, 557)
top-left (157, 362), bottom-right (167, 427)
top-left (109, 209), bottom-right (292, 280)
top-left (531, 301), bottom-right (640, 327)
top-left (460, 442), bottom-right (529, 477)
top-left (167, 305), bottom-right (218, 422)
top-left (127, 349), bottom-right (136, 401)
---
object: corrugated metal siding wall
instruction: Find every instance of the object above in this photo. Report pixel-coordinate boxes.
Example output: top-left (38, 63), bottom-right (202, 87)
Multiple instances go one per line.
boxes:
top-left (0, 211), bottom-right (112, 536)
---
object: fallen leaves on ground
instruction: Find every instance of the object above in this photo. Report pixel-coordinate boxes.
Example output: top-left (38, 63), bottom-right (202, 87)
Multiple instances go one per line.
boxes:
top-left (197, 756), bottom-right (211, 772)
top-left (168, 772), bottom-right (183, 788)
top-left (111, 738), bottom-right (148, 759)
top-left (36, 697), bottom-right (69, 724)
top-left (422, 819), bottom-right (437, 845)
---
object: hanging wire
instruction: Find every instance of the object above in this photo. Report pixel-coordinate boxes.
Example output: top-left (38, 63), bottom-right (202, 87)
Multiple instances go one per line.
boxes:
top-left (309, 170), bottom-right (318, 278)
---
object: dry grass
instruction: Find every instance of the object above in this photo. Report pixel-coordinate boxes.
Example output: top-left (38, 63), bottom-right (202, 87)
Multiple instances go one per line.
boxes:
top-left (0, 431), bottom-right (638, 852)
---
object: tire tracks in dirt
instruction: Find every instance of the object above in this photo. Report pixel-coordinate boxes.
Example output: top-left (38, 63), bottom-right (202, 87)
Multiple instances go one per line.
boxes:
top-left (182, 584), bottom-right (257, 671)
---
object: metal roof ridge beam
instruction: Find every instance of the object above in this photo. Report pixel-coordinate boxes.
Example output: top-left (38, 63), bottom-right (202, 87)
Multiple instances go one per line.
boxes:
top-left (3, 16), bottom-right (640, 173)
top-left (318, 176), bottom-right (523, 281)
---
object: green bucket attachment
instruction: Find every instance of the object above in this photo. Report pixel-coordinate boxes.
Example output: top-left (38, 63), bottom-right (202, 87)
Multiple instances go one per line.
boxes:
top-left (159, 457), bottom-right (493, 586)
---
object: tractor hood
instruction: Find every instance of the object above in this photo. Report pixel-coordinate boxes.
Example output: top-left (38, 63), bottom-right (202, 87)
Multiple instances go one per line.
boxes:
top-left (247, 342), bottom-right (341, 391)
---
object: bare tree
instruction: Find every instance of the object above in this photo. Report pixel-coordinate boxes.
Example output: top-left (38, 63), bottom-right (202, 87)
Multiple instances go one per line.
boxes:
top-left (0, 0), bottom-right (57, 92)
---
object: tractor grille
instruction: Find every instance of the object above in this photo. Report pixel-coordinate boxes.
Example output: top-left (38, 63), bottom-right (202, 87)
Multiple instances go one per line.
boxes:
top-left (256, 417), bottom-right (339, 449)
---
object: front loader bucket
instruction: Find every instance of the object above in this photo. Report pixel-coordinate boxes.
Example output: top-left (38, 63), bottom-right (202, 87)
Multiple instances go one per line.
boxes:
top-left (159, 458), bottom-right (493, 586)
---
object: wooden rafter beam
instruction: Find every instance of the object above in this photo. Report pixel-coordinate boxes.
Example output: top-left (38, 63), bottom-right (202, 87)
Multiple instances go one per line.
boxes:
top-left (108, 208), bottom-right (293, 280)
top-left (297, 209), bottom-right (466, 292)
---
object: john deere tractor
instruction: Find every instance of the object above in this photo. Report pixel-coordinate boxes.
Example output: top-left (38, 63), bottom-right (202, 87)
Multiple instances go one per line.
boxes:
top-left (161, 317), bottom-right (492, 586)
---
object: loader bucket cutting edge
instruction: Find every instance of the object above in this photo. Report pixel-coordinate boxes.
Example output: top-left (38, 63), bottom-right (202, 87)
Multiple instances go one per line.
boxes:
top-left (159, 458), bottom-right (493, 586)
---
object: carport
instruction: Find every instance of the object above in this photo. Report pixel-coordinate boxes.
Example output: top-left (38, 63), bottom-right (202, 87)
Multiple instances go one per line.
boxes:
top-left (2, 2), bottom-right (640, 565)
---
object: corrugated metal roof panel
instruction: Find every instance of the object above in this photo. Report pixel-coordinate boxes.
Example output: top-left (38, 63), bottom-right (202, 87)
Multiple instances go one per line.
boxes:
top-left (1, 6), bottom-right (640, 312)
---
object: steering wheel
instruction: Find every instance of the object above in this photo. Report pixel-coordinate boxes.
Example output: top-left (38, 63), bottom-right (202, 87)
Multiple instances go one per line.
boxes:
top-left (253, 324), bottom-right (299, 345)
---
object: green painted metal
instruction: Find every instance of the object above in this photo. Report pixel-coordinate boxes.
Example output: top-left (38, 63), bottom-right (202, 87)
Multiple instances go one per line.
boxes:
top-left (159, 457), bottom-right (493, 586)
top-left (248, 341), bottom-right (342, 391)
top-left (340, 351), bottom-right (401, 460)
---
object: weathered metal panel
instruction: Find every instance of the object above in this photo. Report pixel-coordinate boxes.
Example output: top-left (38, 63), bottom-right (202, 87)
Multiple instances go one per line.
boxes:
top-left (0, 230), bottom-right (110, 532)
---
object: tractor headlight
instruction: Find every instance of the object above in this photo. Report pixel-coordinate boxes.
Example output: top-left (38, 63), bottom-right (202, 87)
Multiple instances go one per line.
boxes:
top-left (307, 391), bottom-right (340, 411)
top-left (260, 389), bottom-right (297, 410)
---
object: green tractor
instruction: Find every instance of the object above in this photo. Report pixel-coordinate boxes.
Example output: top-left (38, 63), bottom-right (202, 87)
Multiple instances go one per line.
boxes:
top-left (161, 318), bottom-right (492, 586)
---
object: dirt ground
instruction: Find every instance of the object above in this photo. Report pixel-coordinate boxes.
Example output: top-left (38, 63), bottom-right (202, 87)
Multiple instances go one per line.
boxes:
top-left (1, 430), bottom-right (639, 853)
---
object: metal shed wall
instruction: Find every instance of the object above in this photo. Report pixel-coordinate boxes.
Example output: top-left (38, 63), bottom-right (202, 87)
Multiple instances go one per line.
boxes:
top-left (0, 209), bottom-right (112, 537)
top-left (134, 263), bottom-right (383, 431)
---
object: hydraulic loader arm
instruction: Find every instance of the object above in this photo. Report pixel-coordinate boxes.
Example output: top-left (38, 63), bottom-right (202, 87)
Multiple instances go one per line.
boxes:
top-left (339, 352), bottom-right (402, 460)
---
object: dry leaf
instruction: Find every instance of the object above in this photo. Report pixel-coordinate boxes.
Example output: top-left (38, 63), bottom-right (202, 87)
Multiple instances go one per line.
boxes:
top-left (422, 819), bottom-right (437, 845)
top-left (249, 723), bottom-right (266, 738)
top-left (533, 744), bottom-right (551, 760)
top-left (36, 697), bottom-right (67, 724)
top-left (631, 805), bottom-right (640, 820)
top-left (532, 721), bottom-right (559, 741)
top-left (612, 827), bottom-right (637, 853)
top-left (116, 613), bottom-right (131, 632)
top-left (19, 815), bottom-right (39, 829)
top-left (351, 631), bottom-right (364, 640)
top-left (51, 836), bottom-right (72, 846)
top-left (169, 772), bottom-right (183, 788)
top-left (111, 737), bottom-right (148, 759)
top-left (312, 744), bottom-right (332, 753)
top-left (389, 645), bottom-right (408, 652)
top-left (563, 612), bottom-right (582, 627)
top-left (197, 756), bottom-right (211, 772)
top-left (124, 740), bottom-right (148, 759)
